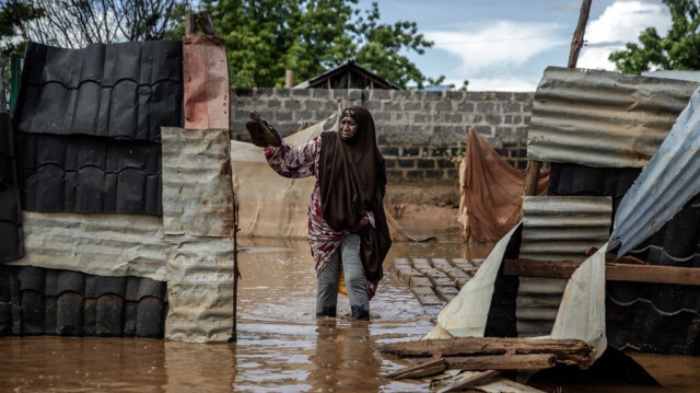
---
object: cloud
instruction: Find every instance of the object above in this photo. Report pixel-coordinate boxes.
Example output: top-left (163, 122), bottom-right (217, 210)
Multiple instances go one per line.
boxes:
top-left (426, 21), bottom-right (565, 74)
top-left (578, 0), bottom-right (671, 70)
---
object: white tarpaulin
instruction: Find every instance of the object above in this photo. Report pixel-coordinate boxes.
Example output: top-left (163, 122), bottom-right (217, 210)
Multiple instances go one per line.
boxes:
top-left (426, 223), bottom-right (608, 363)
top-left (231, 113), bottom-right (339, 238)
top-left (425, 224), bottom-right (521, 339)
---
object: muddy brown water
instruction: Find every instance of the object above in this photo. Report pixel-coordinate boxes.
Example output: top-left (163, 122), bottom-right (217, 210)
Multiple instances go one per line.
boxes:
top-left (1, 240), bottom-right (698, 392)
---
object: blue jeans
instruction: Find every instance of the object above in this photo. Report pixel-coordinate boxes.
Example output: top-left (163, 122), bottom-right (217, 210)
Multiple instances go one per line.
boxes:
top-left (316, 234), bottom-right (369, 320)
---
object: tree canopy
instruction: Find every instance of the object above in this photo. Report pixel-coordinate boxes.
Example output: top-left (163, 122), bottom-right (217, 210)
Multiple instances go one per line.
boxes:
top-left (203, 0), bottom-right (443, 88)
top-left (609, 0), bottom-right (700, 74)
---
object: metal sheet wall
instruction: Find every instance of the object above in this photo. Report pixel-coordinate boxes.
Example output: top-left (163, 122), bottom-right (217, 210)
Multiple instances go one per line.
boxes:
top-left (528, 66), bottom-right (697, 168)
top-left (517, 196), bottom-right (612, 337)
top-left (161, 127), bottom-right (234, 343)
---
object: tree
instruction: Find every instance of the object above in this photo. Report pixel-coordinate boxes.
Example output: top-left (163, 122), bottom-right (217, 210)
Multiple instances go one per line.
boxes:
top-left (204, 0), bottom-right (442, 88)
top-left (0, 0), bottom-right (182, 49)
top-left (609, 0), bottom-right (700, 74)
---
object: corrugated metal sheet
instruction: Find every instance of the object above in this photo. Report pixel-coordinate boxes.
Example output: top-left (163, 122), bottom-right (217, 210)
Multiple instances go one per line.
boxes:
top-left (611, 87), bottom-right (700, 256)
top-left (16, 41), bottom-right (183, 142)
top-left (183, 35), bottom-right (230, 129)
top-left (161, 127), bottom-right (233, 237)
top-left (517, 196), bottom-right (612, 337)
top-left (9, 212), bottom-right (167, 281)
top-left (0, 112), bottom-right (23, 262)
top-left (527, 66), bottom-right (698, 168)
top-left (0, 265), bottom-right (166, 337)
top-left (161, 127), bottom-right (234, 343)
top-left (18, 133), bottom-right (162, 215)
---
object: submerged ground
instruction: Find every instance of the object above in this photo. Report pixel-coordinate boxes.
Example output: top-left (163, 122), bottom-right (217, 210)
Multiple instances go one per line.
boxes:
top-left (1, 239), bottom-right (698, 392)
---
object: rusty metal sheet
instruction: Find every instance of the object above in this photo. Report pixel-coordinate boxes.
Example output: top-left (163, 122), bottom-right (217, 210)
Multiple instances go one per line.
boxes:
top-left (183, 36), bottom-right (230, 129)
top-left (9, 212), bottom-right (167, 281)
top-left (161, 127), bottom-right (235, 343)
top-left (517, 196), bottom-right (612, 337)
top-left (528, 66), bottom-right (698, 168)
top-left (161, 127), bottom-right (234, 237)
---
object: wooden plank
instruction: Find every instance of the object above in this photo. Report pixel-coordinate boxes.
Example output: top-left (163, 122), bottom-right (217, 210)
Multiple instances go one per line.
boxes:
top-left (504, 258), bottom-right (700, 286)
top-left (386, 358), bottom-right (447, 380)
top-left (379, 337), bottom-right (591, 361)
top-left (445, 354), bottom-right (556, 371)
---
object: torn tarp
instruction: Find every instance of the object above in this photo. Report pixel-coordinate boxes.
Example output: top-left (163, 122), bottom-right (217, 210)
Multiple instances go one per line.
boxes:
top-left (611, 86), bottom-right (700, 257)
top-left (458, 128), bottom-right (547, 242)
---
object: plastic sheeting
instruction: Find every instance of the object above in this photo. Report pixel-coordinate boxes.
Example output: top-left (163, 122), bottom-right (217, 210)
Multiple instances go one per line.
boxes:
top-left (425, 224), bottom-right (521, 339)
top-left (611, 87), bottom-right (700, 256)
top-left (427, 223), bottom-right (608, 363)
top-left (549, 243), bottom-right (608, 362)
top-left (231, 113), bottom-right (339, 238)
top-left (0, 112), bottom-right (23, 263)
top-left (458, 129), bottom-right (548, 242)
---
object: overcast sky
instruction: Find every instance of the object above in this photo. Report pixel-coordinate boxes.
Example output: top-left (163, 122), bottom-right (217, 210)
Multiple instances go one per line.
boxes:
top-left (357, 0), bottom-right (672, 91)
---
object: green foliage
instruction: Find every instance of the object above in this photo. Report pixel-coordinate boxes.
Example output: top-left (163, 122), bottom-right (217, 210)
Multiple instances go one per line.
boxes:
top-left (204, 0), bottom-right (441, 88)
top-left (610, 0), bottom-right (700, 74)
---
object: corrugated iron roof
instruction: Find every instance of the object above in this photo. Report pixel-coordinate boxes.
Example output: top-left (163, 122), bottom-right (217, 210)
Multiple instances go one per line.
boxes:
top-left (527, 66), bottom-right (698, 168)
top-left (16, 42), bottom-right (183, 142)
top-left (0, 112), bottom-right (23, 263)
top-left (517, 196), bottom-right (612, 337)
top-left (0, 265), bottom-right (166, 337)
top-left (611, 87), bottom-right (700, 257)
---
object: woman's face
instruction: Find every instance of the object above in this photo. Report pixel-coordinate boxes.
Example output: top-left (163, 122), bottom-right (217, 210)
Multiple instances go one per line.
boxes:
top-left (339, 115), bottom-right (358, 140)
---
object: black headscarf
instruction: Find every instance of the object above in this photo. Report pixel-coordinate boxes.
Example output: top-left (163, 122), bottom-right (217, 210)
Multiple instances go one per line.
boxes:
top-left (319, 106), bottom-right (391, 285)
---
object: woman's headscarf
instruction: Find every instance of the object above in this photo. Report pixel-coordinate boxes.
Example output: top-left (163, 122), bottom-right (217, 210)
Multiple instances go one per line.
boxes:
top-left (319, 106), bottom-right (391, 285)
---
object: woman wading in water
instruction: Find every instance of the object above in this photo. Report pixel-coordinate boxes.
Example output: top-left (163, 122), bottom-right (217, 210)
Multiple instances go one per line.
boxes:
top-left (247, 106), bottom-right (391, 320)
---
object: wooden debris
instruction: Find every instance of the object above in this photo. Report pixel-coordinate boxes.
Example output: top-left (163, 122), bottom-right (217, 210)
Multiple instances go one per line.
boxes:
top-left (445, 354), bottom-right (556, 371)
top-left (386, 358), bottom-right (447, 380)
top-left (379, 337), bottom-right (592, 366)
top-left (436, 370), bottom-right (499, 393)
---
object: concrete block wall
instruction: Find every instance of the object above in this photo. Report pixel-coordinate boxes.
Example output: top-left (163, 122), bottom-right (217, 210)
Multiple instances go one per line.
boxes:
top-left (231, 88), bottom-right (533, 182)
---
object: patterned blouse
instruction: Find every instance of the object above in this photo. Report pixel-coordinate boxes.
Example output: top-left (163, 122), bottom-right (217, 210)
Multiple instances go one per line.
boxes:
top-left (264, 136), bottom-right (372, 275)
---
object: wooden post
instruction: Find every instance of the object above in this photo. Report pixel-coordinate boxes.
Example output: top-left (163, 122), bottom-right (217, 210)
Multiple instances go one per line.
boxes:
top-left (231, 192), bottom-right (240, 341)
top-left (285, 69), bottom-right (295, 88)
top-left (568, 0), bottom-right (593, 69)
top-left (524, 0), bottom-right (593, 195)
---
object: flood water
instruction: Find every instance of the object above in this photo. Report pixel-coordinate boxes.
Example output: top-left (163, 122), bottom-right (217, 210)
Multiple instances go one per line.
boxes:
top-left (1, 240), bottom-right (698, 392)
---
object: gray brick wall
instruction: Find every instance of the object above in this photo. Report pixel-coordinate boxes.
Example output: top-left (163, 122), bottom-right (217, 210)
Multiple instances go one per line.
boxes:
top-left (231, 88), bottom-right (532, 182)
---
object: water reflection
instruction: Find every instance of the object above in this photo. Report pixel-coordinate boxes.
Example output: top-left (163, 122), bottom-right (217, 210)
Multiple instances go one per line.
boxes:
top-left (308, 319), bottom-right (380, 393)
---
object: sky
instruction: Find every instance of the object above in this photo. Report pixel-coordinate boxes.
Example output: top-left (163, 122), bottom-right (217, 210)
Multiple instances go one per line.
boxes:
top-left (357, 0), bottom-right (672, 91)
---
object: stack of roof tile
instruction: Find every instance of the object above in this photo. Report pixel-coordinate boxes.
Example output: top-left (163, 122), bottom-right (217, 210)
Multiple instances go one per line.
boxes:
top-left (0, 265), bottom-right (166, 337)
top-left (13, 41), bottom-right (183, 215)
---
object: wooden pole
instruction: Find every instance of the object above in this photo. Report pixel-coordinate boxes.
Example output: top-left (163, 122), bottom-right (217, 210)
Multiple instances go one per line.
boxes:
top-left (231, 192), bottom-right (240, 341)
top-left (524, 0), bottom-right (593, 195)
top-left (503, 258), bottom-right (700, 286)
top-left (568, 0), bottom-right (593, 68)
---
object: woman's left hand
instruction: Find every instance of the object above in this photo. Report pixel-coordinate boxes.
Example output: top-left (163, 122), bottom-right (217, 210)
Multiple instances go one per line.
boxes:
top-left (368, 281), bottom-right (378, 300)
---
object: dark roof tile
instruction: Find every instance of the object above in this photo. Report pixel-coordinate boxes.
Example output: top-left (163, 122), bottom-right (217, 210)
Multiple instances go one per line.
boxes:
top-left (19, 133), bottom-right (161, 215)
top-left (17, 42), bottom-right (183, 142)
top-left (0, 266), bottom-right (166, 337)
